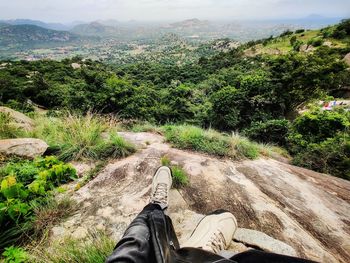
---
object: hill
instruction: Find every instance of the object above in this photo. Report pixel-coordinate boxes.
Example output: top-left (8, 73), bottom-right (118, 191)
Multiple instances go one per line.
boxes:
top-left (0, 24), bottom-right (80, 48)
top-left (0, 19), bottom-right (70, 31)
top-left (70, 22), bottom-right (122, 37)
top-left (244, 19), bottom-right (350, 56)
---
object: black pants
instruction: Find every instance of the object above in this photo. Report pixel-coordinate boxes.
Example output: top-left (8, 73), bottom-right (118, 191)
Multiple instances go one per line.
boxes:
top-left (106, 204), bottom-right (317, 263)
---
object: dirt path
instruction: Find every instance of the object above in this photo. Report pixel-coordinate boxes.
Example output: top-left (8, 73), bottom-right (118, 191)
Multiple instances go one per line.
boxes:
top-left (52, 132), bottom-right (350, 263)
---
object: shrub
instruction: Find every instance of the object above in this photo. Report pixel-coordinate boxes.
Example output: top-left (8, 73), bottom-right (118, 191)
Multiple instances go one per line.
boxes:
top-left (290, 36), bottom-right (297, 46)
top-left (295, 29), bottom-right (305, 34)
top-left (243, 119), bottom-right (291, 146)
top-left (280, 30), bottom-right (293, 37)
top-left (2, 246), bottom-right (28, 263)
top-left (0, 157), bottom-right (77, 249)
top-left (307, 38), bottom-right (324, 47)
top-left (27, 113), bottom-right (135, 161)
top-left (292, 40), bottom-right (303, 51)
top-left (289, 109), bottom-right (349, 151)
top-left (292, 133), bottom-right (350, 180)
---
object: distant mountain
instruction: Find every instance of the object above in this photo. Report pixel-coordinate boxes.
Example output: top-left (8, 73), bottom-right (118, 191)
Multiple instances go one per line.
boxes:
top-left (0, 24), bottom-right (80, 47)
top-left (168, 18), bottom-right (210, 29)
top-left (71, 22), bottom-right (122, 36)
top-left (0, 19), bottom-right (70, 31)
top-left (95, 19), bottom-right (121, 27)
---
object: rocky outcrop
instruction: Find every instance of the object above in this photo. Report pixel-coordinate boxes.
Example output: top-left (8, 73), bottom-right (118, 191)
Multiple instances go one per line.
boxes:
top-left (344, 52), bottom-right (350, 67)
top-left (51, 132), bottom-right (350, 263)
top-left (0, 138), bottom-right (48, 158)
top-left (0, 106), bottom-right (34, 130)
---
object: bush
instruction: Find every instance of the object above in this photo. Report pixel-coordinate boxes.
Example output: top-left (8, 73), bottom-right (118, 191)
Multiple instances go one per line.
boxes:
top-left (295, 29), bottom-right (305, 34)
top-left (307, 38), bottom-right (324, 47)
top-left (292, 133), bottom-right (350, 180)
top-left (292, 40), bottom-right (303, 51)
top-left (331, 19), bottom-right (350, 39)
top-left (2, 246), bottom-right (28, 263)
top-left (0, 156), bottom-right (77, 249)
top-left (27, 113), bottom-right (135, 161)
top-left (243, 119), bottom-right (291, 146)
top-left (289, 109), bottom-right (349, 151)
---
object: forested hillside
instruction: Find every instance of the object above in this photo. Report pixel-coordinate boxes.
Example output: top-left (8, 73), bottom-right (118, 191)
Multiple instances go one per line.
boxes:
top-left (1, 19), bottom-right (350, 179)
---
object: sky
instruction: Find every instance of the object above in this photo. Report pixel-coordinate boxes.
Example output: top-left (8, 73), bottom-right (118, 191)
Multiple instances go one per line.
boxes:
top-left (0, 0), bottom-right (349, 23)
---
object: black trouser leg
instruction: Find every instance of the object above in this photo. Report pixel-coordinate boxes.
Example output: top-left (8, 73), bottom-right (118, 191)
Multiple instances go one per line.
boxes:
top-left (106, 203), bottom-right (161, 263)
top-left (230, 250), bottom-right (318, 263)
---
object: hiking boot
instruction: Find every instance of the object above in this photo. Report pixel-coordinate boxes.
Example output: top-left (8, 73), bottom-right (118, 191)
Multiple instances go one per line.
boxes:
top-left (182, 210), bottom-right (237, 253)
top-left (150, 166), bottom-right (172, 209)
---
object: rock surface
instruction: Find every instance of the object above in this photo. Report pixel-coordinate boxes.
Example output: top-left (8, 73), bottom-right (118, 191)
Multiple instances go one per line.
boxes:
top-left (0, 138), bottom-right (48, 158)
top-left (344, 52), bottom-right (350, 67)
top-left (52, 132), bottom-right (350, 263)
top-left (0, 106), bottom-right (34, 130)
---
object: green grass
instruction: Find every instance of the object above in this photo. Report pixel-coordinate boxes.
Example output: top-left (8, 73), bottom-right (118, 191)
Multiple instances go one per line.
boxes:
top-left (171, 166), bottom-right (189, 188)
top-left (29, 231), bottom-right (115, 263)
top-left (26, 113), bottom-right (135, 161)
top-left (162, 125), bottom-right (268, 160)
top-left (161, 155), bottom-right (189, 188)
top-left (0, 112), bottom-right (24, 139)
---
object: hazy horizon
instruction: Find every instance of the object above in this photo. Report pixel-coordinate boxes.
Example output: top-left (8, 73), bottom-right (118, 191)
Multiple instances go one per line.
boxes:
top-left (0, 0), bottom-right (349, 24)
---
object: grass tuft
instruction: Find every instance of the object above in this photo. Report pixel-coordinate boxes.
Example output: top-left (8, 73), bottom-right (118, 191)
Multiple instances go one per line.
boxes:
top-left (162, 125), bottom-right (268, 160)
top-left (0, 112), bottom-right (24, 139)
top-left (30, 231), bottom-right (115, 263)
top-left (26, 113), bottom-right (135, 161)
top-left (171, 166), bottom-right (189, 188)
top-left (160, 155), bottom-right (188, 188)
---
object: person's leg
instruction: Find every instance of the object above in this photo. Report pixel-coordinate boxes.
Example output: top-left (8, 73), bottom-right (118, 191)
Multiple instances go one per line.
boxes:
top-left (230, 249), bottom-right (318, 263)
top-left (106, 166), bottom-right (173, 263)
top-left (105, 203), bottom-right (161, 263)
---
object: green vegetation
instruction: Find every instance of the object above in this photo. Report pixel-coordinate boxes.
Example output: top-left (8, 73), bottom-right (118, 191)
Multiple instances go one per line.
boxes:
top-left (0, 156), bottom-right (77, 250)
top-left (161, 155), bottom-right (189, 188)
top-left (30, 231), bottom-right (115, 263)
top-left (26, 113), bottom-right (135, 161)
top-left (2, 246), bottom-right (28, 263)
top-left (163, 125), bottom-right (266, 160)
top-left (243, 119), bottom-right (291, 146)
top-left (0, 113), bottom-right (23, 139)
top-left (289, 109), bottom-right (350, 179)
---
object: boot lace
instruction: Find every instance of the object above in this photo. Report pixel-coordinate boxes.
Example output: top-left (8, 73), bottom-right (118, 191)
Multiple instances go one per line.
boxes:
top-left (206, 230), bottom-right (226, 253)
top-left (151, 183), bottom-right (168, 205)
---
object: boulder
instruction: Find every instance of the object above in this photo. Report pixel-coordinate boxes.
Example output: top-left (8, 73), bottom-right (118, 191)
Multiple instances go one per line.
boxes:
top-left (0, 138), bottom-right (48, 158)
top-left (71, 63), bottom-right (81, 69)
top-left (234, 228), bottom-right (297, 256)
top-left (300, 44), bottom-right (314, 53)
top-left (344, 52), bottom-right (350, 67)
top-left (0, 106), bottom-right (34, 130)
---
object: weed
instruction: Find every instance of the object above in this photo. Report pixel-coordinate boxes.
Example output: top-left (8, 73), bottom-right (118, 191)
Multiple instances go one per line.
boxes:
top-left (160, 155), bottom-right (188, 188)
top-left (26, 113), bottom-right (135, 161)
top-left (171, 166), bottom-right (189, 188)
top-left (0, 112), bottom-right (23, 139)
top-left (161, 155), bottom-right (171, 166)
top-left (30, 231), bottom-right (115, 263)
